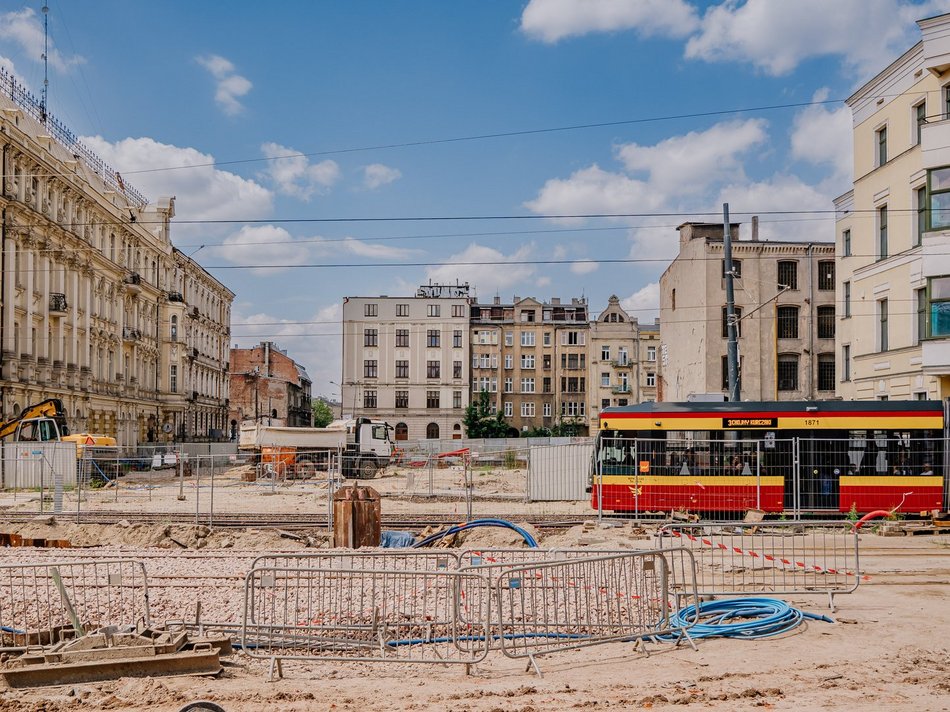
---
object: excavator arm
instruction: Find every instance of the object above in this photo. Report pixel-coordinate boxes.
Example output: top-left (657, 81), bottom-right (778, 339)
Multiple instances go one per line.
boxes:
top-left (0, 399), bottom-right (69, 440)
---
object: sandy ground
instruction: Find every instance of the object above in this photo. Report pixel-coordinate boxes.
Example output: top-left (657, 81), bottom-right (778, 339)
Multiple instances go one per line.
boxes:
top-left (0, 526), bottom-right (945, 711)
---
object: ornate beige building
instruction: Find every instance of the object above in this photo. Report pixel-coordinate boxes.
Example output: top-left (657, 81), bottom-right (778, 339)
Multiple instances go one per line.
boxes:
top-left (0, 70), bottom-right (232, 445)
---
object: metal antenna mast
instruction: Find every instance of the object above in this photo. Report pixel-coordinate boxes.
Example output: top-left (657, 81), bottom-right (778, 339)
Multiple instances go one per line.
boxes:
top-left (40, 3), bottom-right (49, 124)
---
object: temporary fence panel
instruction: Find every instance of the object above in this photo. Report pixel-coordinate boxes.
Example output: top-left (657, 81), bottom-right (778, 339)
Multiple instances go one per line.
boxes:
top-left (489, 549), bottom-right (698, 661)
top-left (0, 559), bottom-right (150, 648)
top-left (526, 443), bottom-right (593, 501)
top-left (1, 442), bottom-right (77, 491)
top-left (241, 566), bottom-right (491, 666)
top-left (250, 551), bottom-right (461, 573)
top-left (657, 521), bottom-right (860, 607)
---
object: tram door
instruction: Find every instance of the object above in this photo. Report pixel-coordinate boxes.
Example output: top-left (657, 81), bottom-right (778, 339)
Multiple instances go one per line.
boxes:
top-left (798, 431), bottom-right (841, 510)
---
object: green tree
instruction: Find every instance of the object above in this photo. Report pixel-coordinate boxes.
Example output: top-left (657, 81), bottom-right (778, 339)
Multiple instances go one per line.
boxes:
top-left (551, 418), bottom-right (584, 437)
top-left (463, 390), bottom-right (510, 438)
top-left (522, 426), bottom-right (551, 438)
top-left (311, 398), bottom-right (334, 428)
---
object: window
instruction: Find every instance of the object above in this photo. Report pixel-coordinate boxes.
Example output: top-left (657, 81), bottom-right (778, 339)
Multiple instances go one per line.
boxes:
top-left (363, 328), bottom-right (378, 347)
top-left (521, 377), bottom-right (535, 393)
top-left (364, 390), bottom-right (378, 409)
top-left (721, 356), bottom-right (729, 390)
top-left (453, 360), bottom-right (462, 379)
top-left (843, 281), bottom-right (851, 318)
top-left (395, 360), bottom-right (409, 379)
top-left (543, 377), bottom-right (551, 393)
top-left (561, 401), bottom-right (585, 417)
top-left (916, 101), bottom-right (926, 145)
top-left (426, 329), bottom-right (440, 347)
top-left (817, 306), bottom-right (835, 339)
top-left (521, 309), bottom-right (536, 322)
top-left (427, 360), bottom-right (440, 378)
top-left (842, 344), bottom-right (851, 382)
top-left (504, 377), bottom-right (513, 393)
top-left (945, 85), bottom-right (950, 119)
top-left (646, 372), bottom-right (656, 387)
top-left (521, 402), bottom-right (535, 417)
top-left (426, 304), bottom-right (441, 317)
top-left (878, 205), bottom-right (888, 259)
top-left (876, 125), bottom-right (887, 166)
top-left (879, 298), bottom-right (889, 351)
top-left (617, 348), bottom-right (628, 366)
top-left (929, 167), bottom-right (950, 230)
top-left (777, 354), bottom-right (799, 391)
top-left (916, 288), bottom-right (927, 345)
top-left (647, 346), bottom-right (656, 361)
top-left (396, 303), bottom-right (409, 317)
top-left (504, 401), bottom-right (513, 417)
top-left (842, 228), bottom-right (851, 257)
top-left (453, 391), bottom-right (462, 409)
top-left (721, 306), bottom-right (742, 338)
top-left (504, 354), bottom-right (513, 369)
top-left (543, 332), bottom-right (551, 346)
top-left (561, 331), bottom-right (585, 345)
top-left (818, 261), bottom-right (835, 290)
top-left (817, 354), bottom-right (835, 391)
top-left (543, 354), bottom-right (552, 370)
top-left (601, 398), bottom-right (610, 411)
top-left (671, 289), bottom-right (676, 310)
top-left (395, 329), bottom-right (409, 347)
top-left (364, 360), bottom-right (378, 378)
top-left (561, 353), bottom-right (584, 370)
top-left (426, 391), bottom-right (440, 409)
top-left (504, 331), bottom-right (513, 346)
top-left (452, 304), bottom-right (465, 318)
top-left (426, 422), bottom-right (439, 439)
top-left (364, 303), bottom-right (378, 317)
top-left (395, 390), bottom-right (409, 409)
top-left (928, 276), bottom-right (950, 337)
top-left (601, 372), bottom-right (610, 387)
top-left (453, 330), bottom-right (462, 348)
top-left (521, 354), bottom-right (535, 369)
top-left (521, 331), bottom-right (535, 346)
top-left (170, 365), bottom-right (178, 393)
top-left (916, 185), bottom-right (927, 247)
top-left (170, 315), bottom-right (178, 342)
top-left (778, 261), bottom-right (798, 290)
top-left (601, 345), bottom-right (610, 361)
top-left (777, 306), bottom-right (799, 339)
top-left (543, 403), bottom-right (552, 417)
top-left (721, 259), bottom-right (742, 278)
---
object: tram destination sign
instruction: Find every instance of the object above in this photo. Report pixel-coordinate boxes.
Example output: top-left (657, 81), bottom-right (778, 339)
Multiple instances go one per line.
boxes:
top-left (722, 416), bottom-right (778, 429)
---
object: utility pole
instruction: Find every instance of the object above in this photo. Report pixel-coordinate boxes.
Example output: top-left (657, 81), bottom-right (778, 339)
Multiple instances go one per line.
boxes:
top-left (723, 203), bottom-right (740, 402)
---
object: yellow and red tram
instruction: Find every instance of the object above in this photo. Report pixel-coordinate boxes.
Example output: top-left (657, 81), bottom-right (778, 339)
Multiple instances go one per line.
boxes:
top-left (592, 400), bottom-right (947, 514)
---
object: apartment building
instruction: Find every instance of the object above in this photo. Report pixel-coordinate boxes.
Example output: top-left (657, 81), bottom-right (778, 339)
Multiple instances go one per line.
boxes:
top-left (0, 69), bottom-right (233, 445)
top-left (229, 342), bottom-right (312, 434)
top-left (659, 222), bottom-right (836, 401)
top-left (835, 13), bottom-right (950, 400)
top-left (588, 295), bottom-right (660, 430)
top-left (341, 284), bottom-right (470, 441)
top-left (470, 296), bottom-right (589, 435)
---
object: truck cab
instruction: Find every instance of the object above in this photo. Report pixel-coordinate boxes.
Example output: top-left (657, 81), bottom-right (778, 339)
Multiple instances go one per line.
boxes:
top-left (353, 418), bottom-right (393, 468)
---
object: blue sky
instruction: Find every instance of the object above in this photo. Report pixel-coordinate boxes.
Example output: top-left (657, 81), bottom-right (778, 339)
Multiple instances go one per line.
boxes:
top-left (1, 0), bottom-right (947, 397)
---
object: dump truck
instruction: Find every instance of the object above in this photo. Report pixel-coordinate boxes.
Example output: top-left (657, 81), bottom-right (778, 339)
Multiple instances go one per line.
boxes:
top-left (238, 417), bottom-right (394, 479)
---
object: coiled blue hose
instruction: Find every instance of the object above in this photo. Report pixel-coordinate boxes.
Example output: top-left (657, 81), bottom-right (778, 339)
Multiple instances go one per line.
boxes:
top-left (659, 597), bottom-right (834, 641)
top-left (411, 518), bottom-right (538, 549)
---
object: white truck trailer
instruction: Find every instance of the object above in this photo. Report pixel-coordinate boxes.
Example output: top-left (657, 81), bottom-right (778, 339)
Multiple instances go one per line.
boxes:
top-left (238, 417), bottom-right (394, 479)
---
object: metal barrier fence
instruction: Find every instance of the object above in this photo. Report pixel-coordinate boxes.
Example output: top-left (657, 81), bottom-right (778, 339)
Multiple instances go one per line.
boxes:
top-left (657, 521), bottom-right (860, 609)
top-left (241, 566), bottom-right (492, 675)
top-left (0, 559), bottom-right (150, 648)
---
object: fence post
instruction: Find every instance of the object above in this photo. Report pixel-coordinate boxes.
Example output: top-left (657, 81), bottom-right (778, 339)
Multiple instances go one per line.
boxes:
top-left (195, 454), bottom-right (200, 525)
top-left (209, 455), bottom-right (215, 528)
top-left (792, 437), bottom-right (801, 520)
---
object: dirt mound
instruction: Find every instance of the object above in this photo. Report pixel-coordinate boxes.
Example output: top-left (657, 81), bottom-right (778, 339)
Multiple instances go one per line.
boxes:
top-left (458, 521), bottom-right (540, 548)
top-left (540, 522), bottom-right (654, 549)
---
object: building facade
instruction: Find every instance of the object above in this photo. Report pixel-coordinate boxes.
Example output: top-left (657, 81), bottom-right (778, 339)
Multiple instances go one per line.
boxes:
top-left (0, 69), bottom-right (233, 445)
top-left (341, 284), bottom-right (471, 441)
top-left (836, 13), bottom-right (950, 400)
top-left (228, 342), bottom-right (312, 434)
top-left (470, 295), bottom-right (589, 434)
top-left (659, 222), bottom-right (836, 401)
top-left (588, 296), bottom-right (660, 430)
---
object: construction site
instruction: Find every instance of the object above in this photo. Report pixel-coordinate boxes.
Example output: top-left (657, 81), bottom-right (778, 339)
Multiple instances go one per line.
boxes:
top-left (0, 442), bottom-right (946, 712)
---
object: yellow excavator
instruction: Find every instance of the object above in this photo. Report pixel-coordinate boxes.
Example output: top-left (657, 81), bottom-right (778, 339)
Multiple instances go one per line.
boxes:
top-left (0, 398), bottom-right (70, 442)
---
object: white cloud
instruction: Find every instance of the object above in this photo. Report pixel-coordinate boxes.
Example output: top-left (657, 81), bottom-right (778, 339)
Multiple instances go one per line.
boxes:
top-left (715, 174), bottom-right (835, 242)
top-left (339, 237), bottom-right (415, 260)
top-left (196, 54), bottom-right (252, 115)
top-left (520, 0), bottom-right (699, 43)
top-left (80, 135), bottom-right (273, 239)
top-left (214, 224), bottom-right (310, 274)
top-left (426, 243), bottom-right (536, 296)
top-left (362, 163), bottom-right (402, 190)
top-left (536, 276), bottom-right (552, 287)
top-left (0, 8), bottom-right (83, 71)
top-left (616, 119), bottom-right (768, 196)
top-left (621, 282), bottom-right (660, 322)
top-left (260, 142), bottom-right (340, 199)
top-left (524, 164), bottom-right (659, 220)
top-left (790, 89), bottom-right (853, 192)
top-left (570, 259), bottom-right (598, 275)
top-left (685, 0), bottom-right (950, 77)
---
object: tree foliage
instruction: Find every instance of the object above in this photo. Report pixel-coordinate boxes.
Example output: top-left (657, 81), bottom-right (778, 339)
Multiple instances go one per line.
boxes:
top-left (311, 398), bottom-right (335, 428)
top-left (463, 390), bottom-right (509, 438)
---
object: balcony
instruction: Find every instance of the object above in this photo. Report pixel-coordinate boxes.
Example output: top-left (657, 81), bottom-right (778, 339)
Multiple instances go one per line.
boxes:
top-left (49, 293), bottom-right (68, 315)
top-left (921, 118), bottom-right (950, 170)
top-left (189, 306), bottom-right (199, 319)
top-left (611, 359), bottom-right (632, 369)
top-left (186, 347), bottom-right (199, 359)
top-left (122, 326), bottom-right (141, 341)
top-left (611, 385), bottom-right (631, 394)
top-left (124, 273), bottom-right (141, 294)
top-left (167, 291), bottom-right (184, 303)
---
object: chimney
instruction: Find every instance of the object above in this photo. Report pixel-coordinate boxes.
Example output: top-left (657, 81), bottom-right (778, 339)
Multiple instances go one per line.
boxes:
top-left (751, 215), bottom-right (759, 242)
top-left (551, 297), bottom-right (561, 305)
top-left (493, 296), bottom-right (500, 305)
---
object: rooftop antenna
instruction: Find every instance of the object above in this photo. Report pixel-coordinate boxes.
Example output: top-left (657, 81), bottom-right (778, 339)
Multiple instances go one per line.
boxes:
top-left (40, 3), bottom-right (49, 124)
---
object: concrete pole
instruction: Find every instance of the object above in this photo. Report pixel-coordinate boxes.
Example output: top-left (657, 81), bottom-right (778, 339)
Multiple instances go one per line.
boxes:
top-left (723, 203), bottom-right (741, 402)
